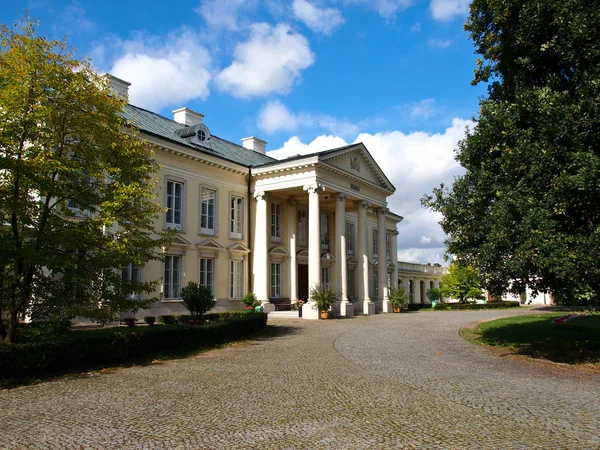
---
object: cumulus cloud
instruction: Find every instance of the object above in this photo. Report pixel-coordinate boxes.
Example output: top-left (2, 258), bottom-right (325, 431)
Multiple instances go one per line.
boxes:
top-left (266, 118), bottom-right (473, 264)
top-left (257, 99), bottom-right (359, 136)
top-left (430, 0), bottom-right (470, 22)
top-left (195, 0), bottom-right (258, 31)
top-left (292, 0), bottom-right (345, 35)
top-left (344, 0), bottom-right (414, 18)
top-left (216, 23), bottom-right (315, 98)
top-left (107, 28), bottom-right (212, 110)
top-left (428, 38), bottom-right (453, 48)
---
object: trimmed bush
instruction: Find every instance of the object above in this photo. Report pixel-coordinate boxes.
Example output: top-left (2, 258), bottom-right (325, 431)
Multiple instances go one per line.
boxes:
top-left (123, 317), bottom-right (136, 327)
top-left (434, 301), bottom-right (520, 310)
top-left (17, 320), bottom-right (72, 342)
top-left (175, 314), bottom-right (192, 325)
top-left (143, 316), bottom-right (156, 326)
top-left (0, 313), bottom-right (268, 379)
top-left (158, 315), bottom-right (176, 325)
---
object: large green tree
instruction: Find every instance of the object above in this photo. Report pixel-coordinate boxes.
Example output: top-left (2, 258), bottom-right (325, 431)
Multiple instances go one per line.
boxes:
top-left (0, 19), bottom-right (172, 342)
top-left (423, 0), bottom-right (600, 305)
top-left (440, 263), bottom-right (485, 304)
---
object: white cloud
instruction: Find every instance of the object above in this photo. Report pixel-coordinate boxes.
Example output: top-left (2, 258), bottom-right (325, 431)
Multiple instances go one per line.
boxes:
top-left (257, 99), bottom-right (359, 136)
top-left (344, 0), bottom-right (414, 18)
top-left (430, 0), bottom-right (470, 22)
top-left (267, 118), bottom-right (473, 264)
top-left (216, 23), bottom-right (315, 98)
top-left (428, 38), bottom-right (453, 48)
top-left (195, 0), bottom-right (258, 31)
top-left (408, 98), bottom-right (436, 119)
top-left (107, 28), bottom-right (212, 110)
top-left (292, 0), bottom-right (345, 35)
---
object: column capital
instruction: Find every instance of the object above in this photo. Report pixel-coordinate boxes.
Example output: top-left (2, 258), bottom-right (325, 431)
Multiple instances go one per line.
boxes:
top-left (391, 230), bottom-right (399, 236)
top-left (333, 192), bottom-right (349, 202)
top-left (287, 198), bottom-right (298, 207)
top-left (354, 199), bottom-right (371, 209)
top-left (254, 191), bottom-right (268, 201)
top-left (375, 206), bottom-right (388, 216)
top-left (303, 183), bottom-right (325, 195)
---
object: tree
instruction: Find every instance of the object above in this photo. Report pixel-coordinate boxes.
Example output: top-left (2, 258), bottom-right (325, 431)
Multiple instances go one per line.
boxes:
top-left (440, 263), bottom-right (485, 304)
top-left (0, 18), bottom-right (172, 342)
top-left (423, 0), bottom-right (600, 305)
top-left (388, 286), bottom-right (410, 307)
top-left (180, 282), bottom-right (216, 321)
top-left (426, 287), bottom-right (443, 303)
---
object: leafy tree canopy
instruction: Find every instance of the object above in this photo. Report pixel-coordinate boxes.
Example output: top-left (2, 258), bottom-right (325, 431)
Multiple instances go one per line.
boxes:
top-left (0, 18), bottom-right (172, 342)
top-left (423, 0), bottom-right (600, 305)
top-left (440, 263), bottom-right (485, 304)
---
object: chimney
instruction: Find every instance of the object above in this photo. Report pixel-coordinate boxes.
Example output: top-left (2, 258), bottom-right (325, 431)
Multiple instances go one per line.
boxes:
top-left (241, 136), bottom-right (267, 155)
top-left (173, 107), bottom-right (204, 126)
top-left (104, 74), bottom-right (130, 99)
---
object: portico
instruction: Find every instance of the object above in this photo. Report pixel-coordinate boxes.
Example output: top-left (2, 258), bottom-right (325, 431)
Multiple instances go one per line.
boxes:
top-left (249, 143), bottom-right (401, 319)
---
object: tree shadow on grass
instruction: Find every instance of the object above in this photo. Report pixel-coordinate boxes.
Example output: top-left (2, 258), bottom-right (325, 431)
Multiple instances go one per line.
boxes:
top-left (477, 315), bottom-right (600, 365)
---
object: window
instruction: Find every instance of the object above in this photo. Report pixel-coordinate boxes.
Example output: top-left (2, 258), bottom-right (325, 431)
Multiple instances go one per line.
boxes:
top-left (164, 255), bottom-right (182, 299)
top-left (321, 266), bottom-right (330, 284)
top-left (320, 213), bottom-right (329, 248)
top-left (297, 208), bottom-right (307, 245)
top-left (271, 202), bottom-right (281, 241)
top-left (270, 262), bottom-right (282, 298)
top-left (230, 196), bottom-right (244, 239)
top-left (230, 260), bottom-right (244, 298)
top-left (373, 228), bottom-right (378, 257)
top-left (122, 263), bottom-right (142, 299)
top-left (166, 180), bottom-right (183, 229)
top-left (386, 232), bottom-right (391, 258)
top-left (199, 258), bottom-right (215, 294)
top-left (200, 188), bottom-right (216, 235)
top-left (348, 268), bottom-right (356, 300)
top-left (374, 270), bottom-right (379, 297)
top-left (346, 222), bottom-right (355, 254)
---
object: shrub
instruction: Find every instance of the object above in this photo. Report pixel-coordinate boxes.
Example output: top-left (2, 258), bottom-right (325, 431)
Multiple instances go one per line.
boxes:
top-left (18, 320), bottom-right (72, 342)
top-left (180, 282), bottom-right (216, 320)
top-left (175, 314), bottom-right (192, 325)
top-left (242, 292), bottom-right (260, 308)
top-left (434, 301), bottom-right (520, 310)
top-left (143, 316), bottom-right (156, 326)
top-left (389, 286), bottom-right (410, 307)
top-left (309, 283), bottom-right (341, 311)
top-left (123, 318), bottom-right (136, 327)
top-left (0, 312), bottom-right (268, 379)
top-left (158, 315), bottom-right (176, 325)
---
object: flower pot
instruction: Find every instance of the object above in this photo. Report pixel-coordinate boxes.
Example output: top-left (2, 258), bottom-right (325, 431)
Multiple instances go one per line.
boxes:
top-left (393, 306), bottom-right (402, 313)
top-left (319, 310), bottom-right (329, 320)
top-left (299, 304), bottom-right (302, 317)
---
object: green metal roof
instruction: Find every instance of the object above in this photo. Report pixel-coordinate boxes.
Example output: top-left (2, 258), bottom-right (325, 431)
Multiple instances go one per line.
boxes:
top-left (122, 104), bottom-right (276, 168)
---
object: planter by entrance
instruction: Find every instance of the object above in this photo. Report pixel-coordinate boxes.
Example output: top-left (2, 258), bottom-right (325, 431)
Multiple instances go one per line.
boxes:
top-left (393, 306), bottom-right (402, 313)
top-left (319, 310), bottom-right (330, 320)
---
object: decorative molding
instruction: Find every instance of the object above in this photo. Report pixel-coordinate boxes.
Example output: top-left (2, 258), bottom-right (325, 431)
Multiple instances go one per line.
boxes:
top-left (253, 191), bottom-right (268, 201)
top-left (350, 156), bottom-right (361, 172)
top-left (303, 183), bottom-right (325, 195)
top-left (287, 198), bottom-right (298, 207)
top-left (333, 192), bottom-right (349, 202)
top-left (354, 199), bottom-right (371, 209)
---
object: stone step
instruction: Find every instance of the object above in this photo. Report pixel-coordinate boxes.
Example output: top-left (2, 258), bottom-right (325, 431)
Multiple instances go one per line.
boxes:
top-left (268, 310), bottom-right (300, 319)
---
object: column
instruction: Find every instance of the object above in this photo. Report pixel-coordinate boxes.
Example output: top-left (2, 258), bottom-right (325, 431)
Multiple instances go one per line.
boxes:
top-left (391, 230), bottom-right (399, 289)
top-left (414, 278), bottom-right (422, 304)
top-left (253, 191), bottom-right (271, 309)
top-left (335, 192), bottom-right (352, 317)
top-left (377, 208), bottom-right (390, 313)
top-left (287, 199), bottom-right (298, 306)
top-left (403, 276), bottom-right (410, 299)
top-left (303, 183), bottom-right (324, 320)
top-left (356, 200), bottom-right (375, 315)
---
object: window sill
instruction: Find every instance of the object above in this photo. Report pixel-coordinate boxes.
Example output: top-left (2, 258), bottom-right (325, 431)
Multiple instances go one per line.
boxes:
top-left (199, 231), bottom-right (218, 238)
top-left (161, 299), bottom-right (183, 303)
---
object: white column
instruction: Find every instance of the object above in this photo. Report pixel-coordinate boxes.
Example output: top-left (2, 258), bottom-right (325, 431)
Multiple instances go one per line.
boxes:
top-left (335, 192), bottom-right (352, 317)
top-left (253, 191), bottom-right (270, 308)
top-left (287, 199), bottom-right (298, 305)
top-left (356, 200), bottom-right (374, 315)
top-left (303, 183), bottom-right (324, 320)
top-left (391, 230), bottom-right (399, 289)
top-left (414, 278), bottom-right (422, 304)
top-left (377, 208), bottom-right (390, 313)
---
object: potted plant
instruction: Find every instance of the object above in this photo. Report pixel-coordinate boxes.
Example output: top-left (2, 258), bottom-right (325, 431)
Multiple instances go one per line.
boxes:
top-left (180, 282), bottom-right (216, 323)
top-left (309, 283), bottom-right (341, 319)
top-left (389, 286), bottom-right (410, 313)
top-left (426, 287), bottom-right (443, 308)
top-left (242, 292), bottom-right (260, 312)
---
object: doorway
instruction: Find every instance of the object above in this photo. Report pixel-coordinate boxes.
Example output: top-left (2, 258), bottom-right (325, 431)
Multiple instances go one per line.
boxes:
top-left (298, 264), bottom-right (309, 301)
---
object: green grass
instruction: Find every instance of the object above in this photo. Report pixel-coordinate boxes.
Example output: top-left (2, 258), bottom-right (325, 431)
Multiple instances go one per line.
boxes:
top-left (464, 313), bottom-right (600, 366)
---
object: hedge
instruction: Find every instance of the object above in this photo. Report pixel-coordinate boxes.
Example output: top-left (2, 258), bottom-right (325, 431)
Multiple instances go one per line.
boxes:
top-left (0, 312), bottom-right (267, 380)
top-left (433, 301), bottom-right (520, 310)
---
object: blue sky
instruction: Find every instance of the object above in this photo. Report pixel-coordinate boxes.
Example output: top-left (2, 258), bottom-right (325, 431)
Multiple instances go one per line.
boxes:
top-left (3, 0), bottom-right (484, 264)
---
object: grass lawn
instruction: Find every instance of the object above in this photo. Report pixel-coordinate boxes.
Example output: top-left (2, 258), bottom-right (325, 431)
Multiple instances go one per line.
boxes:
top-left (462, 313), bottom-right (600, 367)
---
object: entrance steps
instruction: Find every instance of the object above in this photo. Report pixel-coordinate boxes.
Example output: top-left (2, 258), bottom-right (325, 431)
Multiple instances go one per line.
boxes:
top-left (268, 310), bottom-right (300, 319)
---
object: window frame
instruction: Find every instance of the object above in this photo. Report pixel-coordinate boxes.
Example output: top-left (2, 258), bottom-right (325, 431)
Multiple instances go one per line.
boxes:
top-left (321, 266), bottom-right (330, 285)
top-left (346, 222), bottom-right (355, 255)
top-left (200, 186), bottom-right (217, 236)
top-left (270, 262), bottom-right (282, 299)
top-left (270, 201), bottom-right (282, 242)
top-left (165, 178), bottom-right (185, 231)
top-left (373, 228), bottom-right (378, 257)
top-left (199, 257), bottom-right (215, 294)
top-left (122, 263), bottom-right (142, 300)
top-left (164, 255), bottom-right (182, 300)
top-left (297, 207), bottom-right (307, 246)
top-left (229, 194), bottom-right (244, 240)
top-left (230, 259), bottom-right (244, 299)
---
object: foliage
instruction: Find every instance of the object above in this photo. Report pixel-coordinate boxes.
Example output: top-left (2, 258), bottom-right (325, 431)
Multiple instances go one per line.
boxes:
top-left (309, 283), bottom-right (341, 311)
top-left (465, 313), bottom-right (600, 365)
top-left (17, 320), bottom-right (71, 342)
top-left (158, 315), bottom-right (176, 325)
top-left (242, 292), bottom-right (260, 308)
top-left (180, 282), bottom-right (216, 320)
top-left (175, 314), bottom-right (192, 325)
top-left (388, 286), bottom-right (410, 307)
top-left (0, 312), bottom-right (268, 380)
top-left (434, 301), bottom-right (520, 310)
top-left (123, 317), bottom-right (136, 327)
top-left (439, 263), bottom-right (485, 304)
top-left (143, 316), bottom-right (155, 326)
top-left (426, 287), bottom-right (443, 303)
top-left (422, 0), bottom-right (600, 305)
top-left (0, 18), bottom-right (173, 342)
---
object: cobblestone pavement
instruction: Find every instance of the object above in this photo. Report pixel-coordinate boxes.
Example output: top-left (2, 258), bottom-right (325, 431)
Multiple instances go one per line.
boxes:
top-left (1, 309), bottom-right (599, 449)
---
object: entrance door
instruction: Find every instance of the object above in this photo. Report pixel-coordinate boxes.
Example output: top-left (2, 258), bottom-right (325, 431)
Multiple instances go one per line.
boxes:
top-left (298, 264), bottom-right (309, 301)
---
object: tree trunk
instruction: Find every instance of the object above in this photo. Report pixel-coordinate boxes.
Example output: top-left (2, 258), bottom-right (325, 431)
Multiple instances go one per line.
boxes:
top-left (4, 311), bottom-right (19, 344)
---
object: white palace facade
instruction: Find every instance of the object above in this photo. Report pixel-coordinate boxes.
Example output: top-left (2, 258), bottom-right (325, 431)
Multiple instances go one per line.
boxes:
top-left (109, 76), bottom-right (445, 319)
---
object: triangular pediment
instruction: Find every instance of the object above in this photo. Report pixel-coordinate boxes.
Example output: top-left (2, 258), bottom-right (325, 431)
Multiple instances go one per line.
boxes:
top-left (319, 143), bottom-right (395, 193)
top-left (171, 235), bottom-right (192, 246)
top-left (228, 242), bottom-right (250, 253)
top-left (196, 238), bottom-right (224, 249)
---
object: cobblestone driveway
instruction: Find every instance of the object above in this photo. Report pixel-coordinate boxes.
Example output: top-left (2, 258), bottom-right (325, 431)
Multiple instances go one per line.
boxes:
top-left (1, 309), bottom-right (598, 449)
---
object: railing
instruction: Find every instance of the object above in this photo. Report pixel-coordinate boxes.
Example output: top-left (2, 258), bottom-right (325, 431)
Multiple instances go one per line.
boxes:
top-left (396, 261), bottom-right (448, 275)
